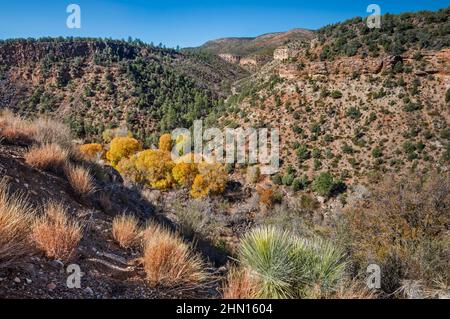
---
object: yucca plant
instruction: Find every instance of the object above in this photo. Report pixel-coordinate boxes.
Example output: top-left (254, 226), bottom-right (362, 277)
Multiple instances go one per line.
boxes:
top-left (292, 237), bottom-right (347, 297)
top-left (238, 226), bottom-right (297, 299)
top-left (238, 226), bottom-right (347, 299)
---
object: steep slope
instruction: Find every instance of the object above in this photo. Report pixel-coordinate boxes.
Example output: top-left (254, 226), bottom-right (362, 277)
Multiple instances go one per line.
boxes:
top-left (0, 38), bottom-right (248, 145)
top-left (222, 8), bottom-right (450, 186)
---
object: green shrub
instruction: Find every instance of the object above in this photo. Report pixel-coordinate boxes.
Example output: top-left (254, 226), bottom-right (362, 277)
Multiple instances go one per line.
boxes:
top-left (271, 174), bottom-right (283, 185)
top-left (331, 90), bottom-right (343, 99)
top-left (296, 145), bottom-right (310, 161)
top-left (312, 172), bottom-right (335, 197)
top-left (346, 107), bottom-right (362, 120)
top-left (372, 147), bottom-right (383, 158)
top-left (282, 174), bottom-right (295, 187)
top-left (238, 227), bottom-right (346, 299)
top-left (292, 176), bottom-right (309, 192)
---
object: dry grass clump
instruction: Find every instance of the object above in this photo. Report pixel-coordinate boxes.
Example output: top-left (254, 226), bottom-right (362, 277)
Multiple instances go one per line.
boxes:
top-left (31, 117), bottom-right (73, 150)
top-left (64, 164), bottom-right (95, 196)
top-left (0, 178), bottom-right (35, 269)
top-left (0, 110), bottom-right (35, 143)
top-left (0, 110), bottom-right (73, 150)
top-left (142, 223), bottom-right (206, 289)
top-left (31, 202), bottom-right (82, 262)
top-left (223, 267), bottom-right (259, 299)
top-left (25, 143), bottom-right (68, 172)
top-left (112, 214), bottom-right (140, 248)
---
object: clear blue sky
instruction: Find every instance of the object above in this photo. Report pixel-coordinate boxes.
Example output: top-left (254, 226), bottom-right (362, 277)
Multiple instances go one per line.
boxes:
top-left (0, 0), bottom-right (448, 48)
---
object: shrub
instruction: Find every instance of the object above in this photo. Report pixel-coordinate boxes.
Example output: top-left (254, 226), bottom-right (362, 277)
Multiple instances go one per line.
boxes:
top-left (25, 143), bottom-right (68, 173)
top-left (446, 88), bottom-right (450, 103)
top-left (312, 172), bottom-right (335, 197)
top-left (0, 110), bottom-right (34, 143)
top-left (238, 226), bottom-right (346, 299)
top-left (282, 173), bottom-right (295, 186)
top-left (346, 107), bottom-right (362, 120)
top-left (331, 90), bottom-right (343, 99)
top-left (257, 187), bottom-right (275, 208)
top-left (135, 150), bottom-right (175, 189)
top-left (343, 172), bottom-right (449, 293)
top-left (79, 143), bottom-right (103, 160)
top-left (31, 202), bottom-right (82, 262)
top-left (172, 162), bottom-right (199, 187)
top-left (191, 163), bottom-right (227, 199)
top-left (222, 267), bottom-right (259, 299)
top-left (112, 214), bottom-right (140, 248)
top-left (142, 223), bottom-right (206, 288)
top-left (64, 165), bottom-right (94, 196)
top-left (159, 133), bottom-right (173, 152)
top-left (292, 176), bottom-right (309, 192)
top-left (271, 174), bottom-right (283, 185)
top-left (372, 147), bottom-right (383, 158)
top-left (238, 227), bottom-right (297, 298)
top-left (116, 154), bottom-right (141, 182)
top-left (296, 145), bottom-right (310, 161)
top-left (32, 117), bottom-right (73, 149)
top-left (0, 178), bottom-right (34, 269)
top-left (106, 137), bottom-right (141, 167)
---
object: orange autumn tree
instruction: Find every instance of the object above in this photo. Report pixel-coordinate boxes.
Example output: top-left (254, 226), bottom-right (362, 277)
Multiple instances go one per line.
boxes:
top-left (172, 154), bottom-right (199, 188)
top-left (79, 143), bottom-right (103, 160)
top-left (106, 137), bottom-right (141, 167)
top-left (159, 134), bottom-right (173, 152)
top-left (191, 162), bottom-right (227, 199)
top-left (134, 149), bottom-right (175, 190)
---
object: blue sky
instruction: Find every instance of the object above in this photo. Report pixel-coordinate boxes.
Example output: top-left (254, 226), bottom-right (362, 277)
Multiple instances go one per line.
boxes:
top-left (0, 0), bottom-right (448, 48)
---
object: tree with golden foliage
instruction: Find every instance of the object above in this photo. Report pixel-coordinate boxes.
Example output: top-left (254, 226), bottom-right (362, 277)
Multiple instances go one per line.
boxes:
top-left (106, 137), bottom-right (141, 167)
top-left (134, 150), bottom-right (175, 189)
top-left (172, 162), bottom-right (199, 188)
top-left (191, 162), bottom-right (227, 199)
top-left (159, 133), bottom-right (173, 152)
top-left (79, 143), bottom-right (103, 160)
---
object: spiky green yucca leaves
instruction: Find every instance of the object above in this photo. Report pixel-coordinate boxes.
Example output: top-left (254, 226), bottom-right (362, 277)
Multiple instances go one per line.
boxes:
top-left (292, 237), bottom-right (347, 297)
top-left (238, 226), bottom-right (346, 299)
top-left (238, 227), bottom-right (297, 299)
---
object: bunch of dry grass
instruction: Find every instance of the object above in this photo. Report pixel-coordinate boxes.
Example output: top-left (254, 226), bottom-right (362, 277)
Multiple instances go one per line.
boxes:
top-left (0, 178), bottom-right (35, 269)
top-left (25, 143), bottom-right (68, 172)
top-left (222, 267), bottom-right (259, 299)
top-left (0, 110), bottom-right (35, 144)
top-left (142, 223), bottom-right (206, 289)
top-left (64, 164), bottom-right (94, 196)
top-left (31, 117), bottom-right (73, 150)
top-left (112, 214), bottom-right (140, 248)
top-left (326, 279), bottom-right (376, 299)
top-left (31, 202), bottom-right (82, 262)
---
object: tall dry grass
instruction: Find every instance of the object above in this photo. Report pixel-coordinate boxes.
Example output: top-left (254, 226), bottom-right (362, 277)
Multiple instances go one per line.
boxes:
top-left (64, 164), bottom-right (94, 196)
top-left (142, 223), bottom-right (206, 289)
top-left (25, 143), bottom-right (69, 172)
top-left (0, 110), bottom-right (73, 149)
top-left (112, 214), bottom-right (140, 248)
top-left (31, 201), bottom-right (82, 262)
top-left (0, 110), bottom-right (35, 143)
top-left (222, 267), bottom-right (259, 299)
top-left (0, 178), bottom-right (35, 269)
